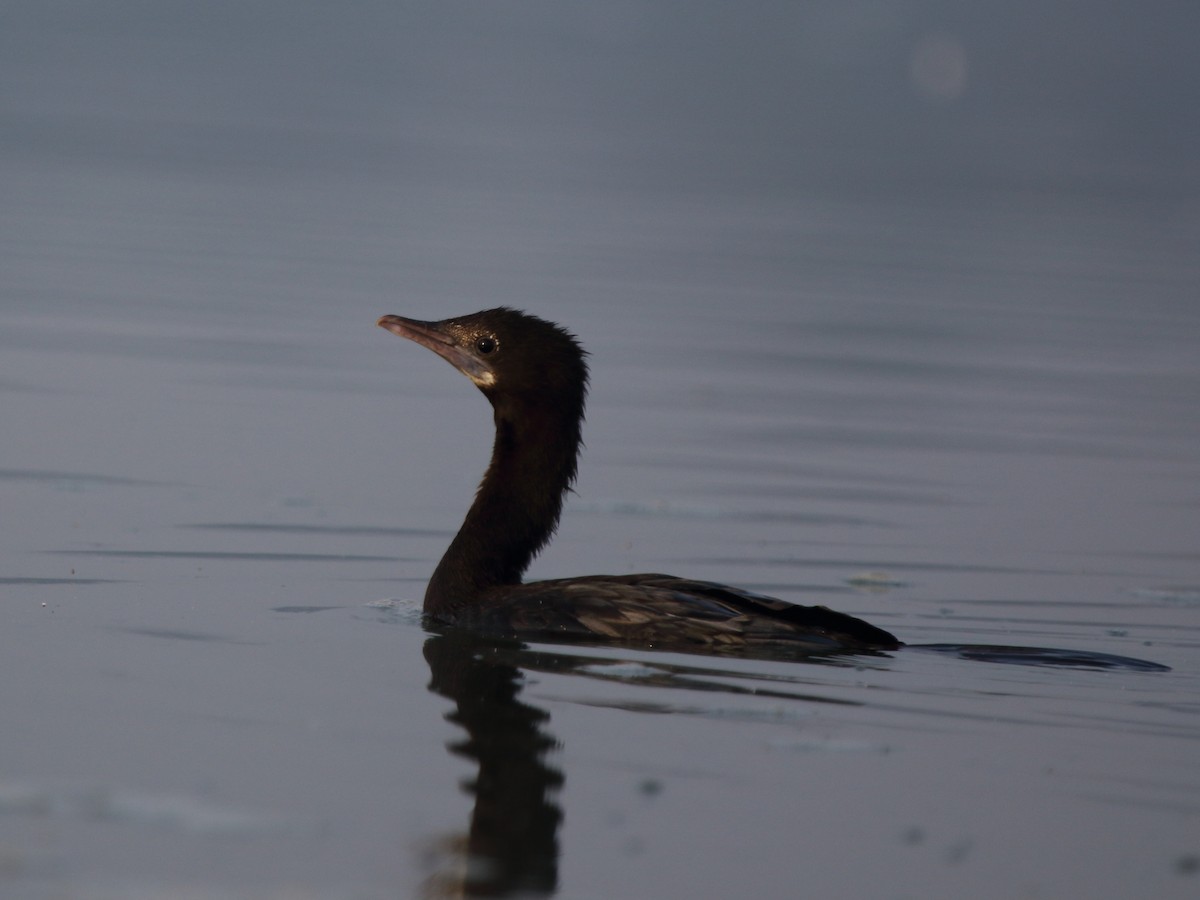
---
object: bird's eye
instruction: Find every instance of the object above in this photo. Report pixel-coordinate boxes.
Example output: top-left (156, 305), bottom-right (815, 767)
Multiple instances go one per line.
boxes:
top-left (476, 336), bottom-right (497, 354)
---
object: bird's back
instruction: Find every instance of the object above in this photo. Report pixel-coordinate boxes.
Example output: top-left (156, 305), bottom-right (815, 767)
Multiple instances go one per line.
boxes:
top-left (435, 573), bottom-right (902, 655)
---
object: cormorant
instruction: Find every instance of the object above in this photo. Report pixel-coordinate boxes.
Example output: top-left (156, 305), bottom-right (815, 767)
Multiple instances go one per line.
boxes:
top-left (378, 308), bottom-right (900, 654)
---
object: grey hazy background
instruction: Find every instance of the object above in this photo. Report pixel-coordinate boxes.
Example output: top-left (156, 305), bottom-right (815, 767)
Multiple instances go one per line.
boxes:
top-left (6, 1), bottom-right (1198, 192)
top-left (2, 3), bottom-right (1198, 899)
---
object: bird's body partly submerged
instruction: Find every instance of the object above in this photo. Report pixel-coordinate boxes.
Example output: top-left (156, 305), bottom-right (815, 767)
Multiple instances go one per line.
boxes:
top-left (378, 308), bottom-right (900, 655)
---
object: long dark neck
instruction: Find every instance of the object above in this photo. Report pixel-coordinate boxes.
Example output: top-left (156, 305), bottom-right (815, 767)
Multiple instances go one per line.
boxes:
top-left (424, 398), bottom-right (582, 617)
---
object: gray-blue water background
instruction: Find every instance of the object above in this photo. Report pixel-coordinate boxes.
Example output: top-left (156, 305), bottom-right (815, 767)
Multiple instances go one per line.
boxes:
top-left (3, 3), bottom-right (1198, 898)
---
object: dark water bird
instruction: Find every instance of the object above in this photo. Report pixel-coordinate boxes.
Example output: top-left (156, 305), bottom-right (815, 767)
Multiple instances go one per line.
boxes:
top-left (378, 308), bottom-right (901, 655)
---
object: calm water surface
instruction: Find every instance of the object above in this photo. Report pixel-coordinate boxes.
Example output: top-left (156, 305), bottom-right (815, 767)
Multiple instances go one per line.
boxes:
top-left (3, 4), bottom-right (1199, 898)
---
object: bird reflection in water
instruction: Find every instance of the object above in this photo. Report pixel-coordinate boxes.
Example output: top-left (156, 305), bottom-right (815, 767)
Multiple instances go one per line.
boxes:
top-left (413, 622), bottom-right (1167, 896)
top-left (415, 626), bottom-right (899, 898)
top-left (421, 630), bottom-right (564, 897)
